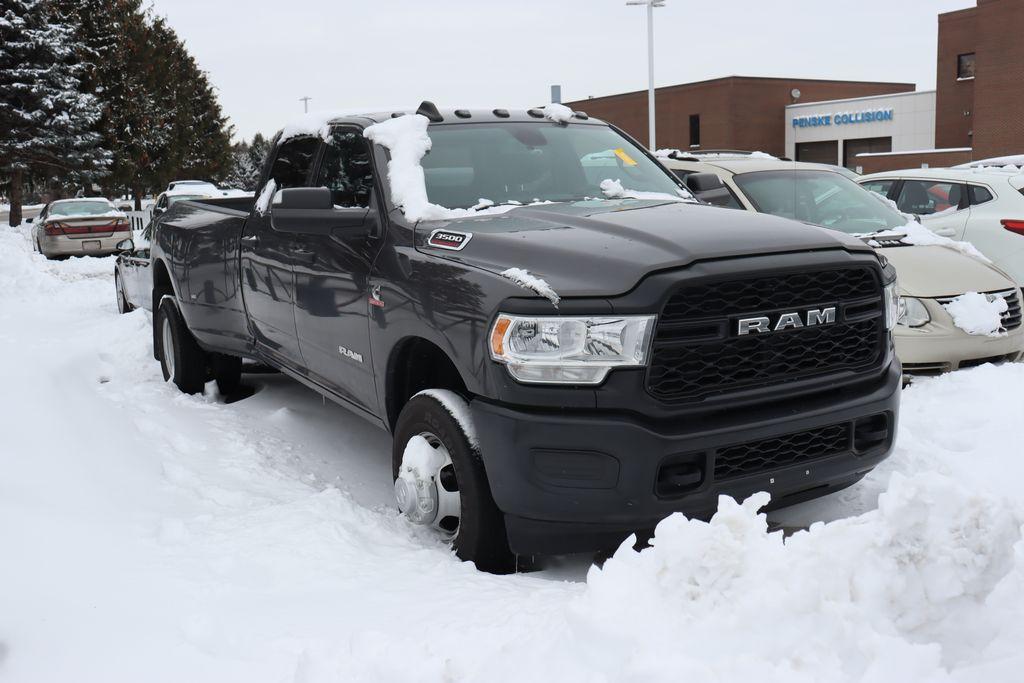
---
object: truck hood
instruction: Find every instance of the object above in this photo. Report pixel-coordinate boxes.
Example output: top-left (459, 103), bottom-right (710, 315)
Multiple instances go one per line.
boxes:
top-left (878, 244), bottom-right (1014, 298)
top-left (416, 200), bottom-right (872, 297)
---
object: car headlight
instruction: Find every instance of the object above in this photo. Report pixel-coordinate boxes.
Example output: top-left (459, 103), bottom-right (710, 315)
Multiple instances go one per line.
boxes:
top-left (883, 280), bottom-right (899, 331)
top-left (489, 314), bottom-right (656, 385)
top-left (897, 296), bottom-right (930, 328)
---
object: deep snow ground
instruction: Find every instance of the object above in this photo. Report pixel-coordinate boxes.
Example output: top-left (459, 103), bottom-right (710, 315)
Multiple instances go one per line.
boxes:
top-left (3, 227), bottom-right (1024, 682)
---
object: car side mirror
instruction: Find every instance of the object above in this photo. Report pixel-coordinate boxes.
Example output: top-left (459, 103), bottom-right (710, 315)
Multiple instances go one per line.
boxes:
top-left (276, 187), bottom-right (333, 210)
top-left (116, 238), bottom-right (135, 252)
top-left (686, 172), bottom-right (726, 193)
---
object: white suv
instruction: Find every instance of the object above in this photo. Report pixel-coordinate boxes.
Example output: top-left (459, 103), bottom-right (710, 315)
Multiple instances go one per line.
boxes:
top-left (858, 167), bottom-right (1024, 285)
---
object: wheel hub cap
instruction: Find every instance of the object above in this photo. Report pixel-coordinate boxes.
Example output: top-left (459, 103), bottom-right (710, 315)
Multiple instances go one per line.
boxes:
top-left (395, 433), bottom-right (461, 536)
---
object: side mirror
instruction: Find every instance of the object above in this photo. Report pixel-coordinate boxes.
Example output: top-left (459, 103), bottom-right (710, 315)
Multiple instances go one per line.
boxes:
top-left (26, 217), bottom-right (33, 224)
top-left (276, 187), bottom-right (333, 210)
top-left (116, 238), bottom-right (135, 252)
top-left (686, 172), bottom-right (726, 193)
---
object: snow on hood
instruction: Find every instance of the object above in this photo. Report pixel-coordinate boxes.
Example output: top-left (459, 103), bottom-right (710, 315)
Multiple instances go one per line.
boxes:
top-left (943, 291), bottom-right (1009, 337)
top-left (499, 268), bottom-right (560, 306)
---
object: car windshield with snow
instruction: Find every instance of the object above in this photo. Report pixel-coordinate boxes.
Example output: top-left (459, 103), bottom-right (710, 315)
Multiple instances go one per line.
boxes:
top-left (144, 103), bottom-right (902, 572)
top-left (49, 199), bottom-right (116, 216)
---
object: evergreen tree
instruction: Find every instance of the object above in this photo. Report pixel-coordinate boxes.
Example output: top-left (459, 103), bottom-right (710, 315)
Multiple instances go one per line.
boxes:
top-left (224, 133), bottom-right (270, 191)
top-left (0, 0), bottom-right (108, 225)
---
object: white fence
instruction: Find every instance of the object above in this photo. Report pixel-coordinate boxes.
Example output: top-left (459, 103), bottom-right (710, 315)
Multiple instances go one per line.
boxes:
top-left (125, 208), bottom-right (153, 234)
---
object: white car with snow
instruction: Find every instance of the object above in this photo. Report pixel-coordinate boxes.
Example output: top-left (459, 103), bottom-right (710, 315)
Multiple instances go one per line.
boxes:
top-left (661, 153), bottom-right (1024, 372)
top-left (858, 166), bottom-right (1024, 286)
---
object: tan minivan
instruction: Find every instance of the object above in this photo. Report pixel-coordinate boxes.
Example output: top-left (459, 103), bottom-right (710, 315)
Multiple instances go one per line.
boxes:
top-left (659, 153), bottom-right (1024, 372)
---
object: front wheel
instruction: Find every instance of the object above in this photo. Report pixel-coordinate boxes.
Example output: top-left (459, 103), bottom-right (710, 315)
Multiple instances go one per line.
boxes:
top-left (392, 391), bottom-right (515, 574)
top-left (115, 272), bottom-right (133, 314)
top-left (156, 298), bottom-right (207, 394)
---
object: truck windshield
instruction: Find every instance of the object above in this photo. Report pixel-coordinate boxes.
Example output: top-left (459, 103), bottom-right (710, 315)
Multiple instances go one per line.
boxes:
top-left (422, 122), bottom-right (691, 209)
top-left (732, 169), bottom-right (907, 235)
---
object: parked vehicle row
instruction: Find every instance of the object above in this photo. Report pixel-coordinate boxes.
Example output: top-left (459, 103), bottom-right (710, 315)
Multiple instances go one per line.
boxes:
top-left (660, 153), bottom-right (1024, 373)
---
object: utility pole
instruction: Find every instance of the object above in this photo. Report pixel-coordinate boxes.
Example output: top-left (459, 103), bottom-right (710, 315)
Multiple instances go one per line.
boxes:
top-left (299, 96), bottom-right (312, 113)
top-left (626, 0), bottom-right (665, 150)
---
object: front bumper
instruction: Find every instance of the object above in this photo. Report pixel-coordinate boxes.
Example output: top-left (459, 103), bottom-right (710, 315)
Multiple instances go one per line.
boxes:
top-left (472, 359), bottom-right (901, 555)
top-left (39, 234), bottom-right (124, 257)
top-left (895, 298), bottom-right (1024, 373)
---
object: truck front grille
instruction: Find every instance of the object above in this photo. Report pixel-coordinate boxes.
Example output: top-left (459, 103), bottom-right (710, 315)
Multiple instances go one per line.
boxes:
top-left (714, 423), bottom-right (851, 481)
top-left (647, 268), bottom-right (884, 402)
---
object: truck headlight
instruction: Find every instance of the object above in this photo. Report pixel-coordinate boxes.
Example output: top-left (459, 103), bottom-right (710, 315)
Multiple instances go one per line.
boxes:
top-left (489, 314), bottom-right (656, 385)
top-left (897, 296), bottom-right (930, 328)
top-left (883, 280), bottom-right (899, 331)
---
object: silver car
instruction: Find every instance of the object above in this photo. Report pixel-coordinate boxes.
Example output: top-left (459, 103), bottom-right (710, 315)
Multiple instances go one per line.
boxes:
top-left (30, 198), bottom-right (130, 259)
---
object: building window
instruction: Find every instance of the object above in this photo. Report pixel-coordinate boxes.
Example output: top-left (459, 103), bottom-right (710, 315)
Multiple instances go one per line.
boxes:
top-left (957, 53), bottom-right (976, 80)
top-left (689, 114), bottom-right (700, 148)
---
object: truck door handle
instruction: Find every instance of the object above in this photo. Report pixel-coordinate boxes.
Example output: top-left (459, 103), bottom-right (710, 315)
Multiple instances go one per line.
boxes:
top-left (241, 235), bottom-right (259, 246)
top-left (292, 249), bottom-right (316, 264)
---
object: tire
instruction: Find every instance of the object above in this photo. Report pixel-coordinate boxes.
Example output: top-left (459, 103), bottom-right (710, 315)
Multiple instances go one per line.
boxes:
top-left (211, 353), bottom-right (243, 395)
top-left (392, 392), bottom-right (515, 574)
top-left (115, 272), bottom-right (133, 314)
top-left (156, 297), bottom-right (207, 394)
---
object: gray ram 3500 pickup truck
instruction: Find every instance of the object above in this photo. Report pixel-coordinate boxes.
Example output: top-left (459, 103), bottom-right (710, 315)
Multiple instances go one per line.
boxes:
top-left (148, 102), bottom-right (901, 572)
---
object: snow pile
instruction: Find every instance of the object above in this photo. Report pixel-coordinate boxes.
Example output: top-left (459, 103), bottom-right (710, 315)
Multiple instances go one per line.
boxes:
top-left (7, 221), bottom-right (1024, 682)
top-left (543, 102), bottom-right (574, 124)
top-left (279, 110), bottom-right (341, 142)
top-left (553, 475), bottom-right (1023, 682)
top-left (943, 291), bottom-right (1008, 336)
top-left (499, 267), bottom-right (560, 306)
top-left (899, 220), bottom-right (991, 262)
top-left (253, 179), bottom-right (277, 217)
top-left (600, 177), bottom-right (696, 203)
top-left (363, 114), bottom-right (520, 223)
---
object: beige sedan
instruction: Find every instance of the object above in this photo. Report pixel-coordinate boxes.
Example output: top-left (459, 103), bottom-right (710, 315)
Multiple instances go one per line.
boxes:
top-left (30, 198), bottom-right (131, 259)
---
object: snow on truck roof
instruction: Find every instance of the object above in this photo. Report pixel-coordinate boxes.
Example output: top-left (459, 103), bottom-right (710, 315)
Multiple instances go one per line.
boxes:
top-left (277, 102), bottom-right (603, 142)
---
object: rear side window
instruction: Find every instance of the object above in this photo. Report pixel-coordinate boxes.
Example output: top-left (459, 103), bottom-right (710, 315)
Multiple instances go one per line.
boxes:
top-left (270, 136), bottom-right (320, 189)
top-left (896, 180), bottom-right (964, 215)
top-left (968, 185), bottom-right (994, 205)
top-left (316, 129), bottom-right (375, 208)
top-left (861, 180), bottom-right (894, 198)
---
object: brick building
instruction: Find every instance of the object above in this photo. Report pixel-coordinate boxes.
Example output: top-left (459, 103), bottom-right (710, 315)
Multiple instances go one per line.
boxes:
top-left (564, 76), bottom-right (914, 158)
top-left (937, 0), bottom-right (1024, 159)
top-left (567, 0), bottom-right (1024, 173)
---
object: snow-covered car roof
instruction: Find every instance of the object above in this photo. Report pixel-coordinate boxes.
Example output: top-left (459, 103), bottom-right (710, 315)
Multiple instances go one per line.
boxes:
top-left (859, 167), bottom-right (1024, 183)
top-left (662, 156), bottom-right (843, 176)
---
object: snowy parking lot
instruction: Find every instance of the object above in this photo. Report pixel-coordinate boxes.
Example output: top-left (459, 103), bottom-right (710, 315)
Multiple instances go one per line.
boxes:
top-left (3, 225), bottom-right (1024, 682)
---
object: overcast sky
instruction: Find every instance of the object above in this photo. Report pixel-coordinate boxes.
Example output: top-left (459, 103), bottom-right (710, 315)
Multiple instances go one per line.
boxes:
top-left (151, 0), bottom-right (973, 142)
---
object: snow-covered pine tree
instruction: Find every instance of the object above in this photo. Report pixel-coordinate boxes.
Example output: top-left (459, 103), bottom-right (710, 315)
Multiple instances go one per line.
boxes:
top-left (223, 133), bottom-right (269, 191)
top-left (0, 0), bottom-right (108, 225)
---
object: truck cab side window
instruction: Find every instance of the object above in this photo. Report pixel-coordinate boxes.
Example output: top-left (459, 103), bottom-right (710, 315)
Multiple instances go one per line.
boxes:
top-left (316, 130), bottom-right (374, 208)
top-left (270, 136), bottom-right (320, 189)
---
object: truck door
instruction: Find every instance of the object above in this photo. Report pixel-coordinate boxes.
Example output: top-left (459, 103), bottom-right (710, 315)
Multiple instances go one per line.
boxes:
top-left (240, 135), bottom-right (319, 366)
top-left (292, 127), bottom-right (383, 413)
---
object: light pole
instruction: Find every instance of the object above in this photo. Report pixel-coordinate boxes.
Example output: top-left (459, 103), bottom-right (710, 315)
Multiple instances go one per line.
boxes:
top-left (626, 0), bottom-right (665, 151)
top-left (299, 96), bottom-right (312, 113)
